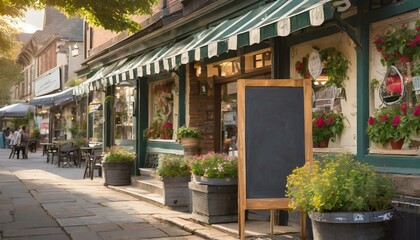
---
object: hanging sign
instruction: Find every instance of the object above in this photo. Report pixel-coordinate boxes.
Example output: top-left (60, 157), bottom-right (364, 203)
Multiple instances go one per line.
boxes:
top-left (308, 49), bottom-right (323, 80)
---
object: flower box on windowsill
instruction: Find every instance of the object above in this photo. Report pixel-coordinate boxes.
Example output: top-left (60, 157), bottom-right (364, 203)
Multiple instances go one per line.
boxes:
top-left (148, 139), bottom-right (176, 143)
top-left (369, 148), bottom-right (418, 156)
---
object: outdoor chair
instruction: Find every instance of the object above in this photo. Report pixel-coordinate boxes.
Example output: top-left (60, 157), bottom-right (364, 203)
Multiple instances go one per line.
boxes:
top-left (83, 149), bottom-right (102, 180)
top-left (9, 141), bottom-right (29, 159)
top-left (58, 142), bottom-right (78, 167)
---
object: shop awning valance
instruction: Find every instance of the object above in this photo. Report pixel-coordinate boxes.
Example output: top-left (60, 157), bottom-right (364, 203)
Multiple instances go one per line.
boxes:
top-left (74, 58), bottom-right (128, 95)
top-left (30, 87), bottom-right (75, 107)
top-left (76, 0), bottom-right (334, 94)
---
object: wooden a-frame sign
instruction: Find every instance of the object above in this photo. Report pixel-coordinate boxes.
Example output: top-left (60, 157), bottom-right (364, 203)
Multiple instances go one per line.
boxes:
top-left (237, 79), bottom-right (313, 240)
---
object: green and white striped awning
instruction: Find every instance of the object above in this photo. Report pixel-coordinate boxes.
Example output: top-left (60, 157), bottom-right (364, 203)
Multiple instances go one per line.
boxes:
top-left (75, 0), bottom-right (334, 95)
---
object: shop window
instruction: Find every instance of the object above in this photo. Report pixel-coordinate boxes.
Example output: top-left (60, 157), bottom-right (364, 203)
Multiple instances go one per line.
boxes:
top-left (145, 78), bottom-right (178, 140)
top-left (370, 0), bottom-right (402, 10)
top-left (368, 14), bottom-right (419, 154)
top-left (215, 59), bottom-right (241, 77)
top-left (114, 84), bottom-right (136, 151)
top-left (253, 51), bottom-right (271, 69)
top-left (88, 91), bottom-right (103, 143)
top-left (221, 82), bottom-right (238, 156)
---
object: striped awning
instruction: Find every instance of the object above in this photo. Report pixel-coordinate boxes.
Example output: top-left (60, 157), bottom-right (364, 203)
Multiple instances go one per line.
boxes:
top-left (74, 58), bottom-right (128, 95)
top-left (76, 0), bottom-right (334, 95)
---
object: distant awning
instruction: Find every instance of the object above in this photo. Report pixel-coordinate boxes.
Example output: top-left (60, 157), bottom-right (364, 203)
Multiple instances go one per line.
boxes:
top-left (74, 58), bottom-right (128, 95)
top-left (76, 0), bottom-right (334, 94)
top-left (29, 88), bottom-right (75, 107)
top-left (0, 103), bottom-right (34, 117)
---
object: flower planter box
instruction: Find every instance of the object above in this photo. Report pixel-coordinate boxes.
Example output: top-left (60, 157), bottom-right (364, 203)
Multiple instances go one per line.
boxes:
top-left (309, 209), bottom-right (394, 240)
top-left (192, 174), bottom-right (238, 185)
top-left (103, 162), bottom-right (132, 186)
top-left (188, 181), bottom-right (237, 224)
top-left (161, 176), bottom-right (191, 208)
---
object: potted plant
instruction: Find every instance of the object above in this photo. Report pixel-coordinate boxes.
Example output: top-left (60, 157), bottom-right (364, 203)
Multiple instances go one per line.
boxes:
top-left (188, 152), bottom-right (238, 224)
top-left (177, 125), bottom-right (201, 156)
top-left (367, 103), bottom-right (417, 149)
top-left (319, 47), bottom-right (350, 89)
top-left (312, 111), bottom-right (346, 148)
top-left (286, 153), bottom-right (395, 240)
top-left (156, 154), bottom-right (191, 209)
top-left (102, 146), bottom-right (136, 186)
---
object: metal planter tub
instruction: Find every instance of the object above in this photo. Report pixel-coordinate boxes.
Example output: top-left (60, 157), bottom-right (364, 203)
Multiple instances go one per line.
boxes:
top-left (309, 209), bottom-right (394, 240)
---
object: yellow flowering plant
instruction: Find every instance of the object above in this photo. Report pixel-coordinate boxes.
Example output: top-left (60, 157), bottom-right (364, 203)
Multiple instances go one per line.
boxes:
top-left (286, 153), bottom-right (394, 213)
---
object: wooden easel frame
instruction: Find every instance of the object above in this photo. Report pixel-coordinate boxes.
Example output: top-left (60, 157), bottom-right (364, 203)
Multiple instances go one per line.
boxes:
top-left (237, 79), bottom-right (313, 240)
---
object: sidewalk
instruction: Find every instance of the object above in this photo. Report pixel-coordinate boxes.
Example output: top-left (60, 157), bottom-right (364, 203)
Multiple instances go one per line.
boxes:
top-left (0, 149), bottom-right (299, 240)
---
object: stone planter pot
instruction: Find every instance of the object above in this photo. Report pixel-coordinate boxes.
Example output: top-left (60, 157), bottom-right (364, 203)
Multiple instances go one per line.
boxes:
top-left (309, 209), bottom-right (394, 240)
top-left (192, 174), bottom-right (238, 185)
top-left (161, 176), bottom-right (191, 209)
top-left (188, 181), bottom-right (238, 224)
top-left (102, 162), bottom-right (132, 186)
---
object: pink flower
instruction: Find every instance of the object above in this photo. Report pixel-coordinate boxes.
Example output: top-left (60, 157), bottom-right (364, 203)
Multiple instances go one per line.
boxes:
top-left (316, 117), bottom-right (325, 128)
top-left (401, 103), bottom-right (407, 113)
top-left (327, 116), bottom-right (334, 126)
top-left (414, 105), bottom-right (420, 116)
top-left (392, 115), bottom-right (400, 126)
top-left (399, 55), bottom-right (411, 63)
top-left (162, 122), bottom-right (173, 128)
top-left (384, 53), bottom-right (390, 59)
top-left (379, 114), bottom-right (388, 121)
top-left (368, 117), bottom-right (375, 125)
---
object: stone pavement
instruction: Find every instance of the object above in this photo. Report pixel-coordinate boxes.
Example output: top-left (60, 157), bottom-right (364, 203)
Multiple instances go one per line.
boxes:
top-left (0, 148), bottom-right (299, 240)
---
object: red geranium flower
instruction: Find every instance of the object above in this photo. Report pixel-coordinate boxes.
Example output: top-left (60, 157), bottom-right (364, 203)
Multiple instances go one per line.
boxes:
top-left (379, 114), bottom-right (388, 121)
top-left (392, 115), bottom-right (400, 126)
top-left (414, 104), bottom-right (420, 116)
top-left (368, 117), bottom-right (375, 125)
top-left (327, 116), bottom-right (334, 126)
top-left (401, 102), bottom-right (407, 113)
top-left (316, 117), bottom-right (325, 128)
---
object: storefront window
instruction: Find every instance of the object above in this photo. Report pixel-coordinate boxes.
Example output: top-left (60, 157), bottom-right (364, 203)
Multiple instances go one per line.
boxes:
top-left (88, 91), bottom-right (103, 144)
top-left (221, 82), bottom-right (238, 156)
top-left (114, 85), bottom-right (136, 151)
top-left (144, 78), bottom-right (178, 140)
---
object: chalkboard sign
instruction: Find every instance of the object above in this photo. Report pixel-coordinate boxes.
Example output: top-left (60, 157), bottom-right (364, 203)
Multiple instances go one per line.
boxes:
top-left (237, 79), bottom-right (313, 240)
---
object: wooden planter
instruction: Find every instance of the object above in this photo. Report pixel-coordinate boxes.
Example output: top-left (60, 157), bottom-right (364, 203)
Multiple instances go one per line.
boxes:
top-left (161, 176), bottom-right (191, 209)
top-left (309, 209), bottom-right (394, 240)
top-left (102, 162), bottom-right (132, 186)
top-left (188, 181), bottom-right (238, 224)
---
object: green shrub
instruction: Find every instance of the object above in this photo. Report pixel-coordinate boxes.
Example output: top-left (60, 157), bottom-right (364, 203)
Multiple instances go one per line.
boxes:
top-left (286, 153), bottom-right (394, 213)
top-left (103, 146), bottom-right (135, 163)
top-left (156, 154), bottom-right (190, 177)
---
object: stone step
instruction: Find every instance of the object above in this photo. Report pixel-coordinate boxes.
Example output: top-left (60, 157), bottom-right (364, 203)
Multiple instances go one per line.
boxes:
top-left (131, 176), bottom-right (164, 196)
top-left (108, 184), bottom-right (164, 207)
top-left (139, 168), bottom-right (159, 178)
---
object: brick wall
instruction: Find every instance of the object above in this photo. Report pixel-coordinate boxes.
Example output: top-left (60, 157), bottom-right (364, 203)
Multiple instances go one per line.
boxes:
top-left (188, 63), bottom-right (215, 153)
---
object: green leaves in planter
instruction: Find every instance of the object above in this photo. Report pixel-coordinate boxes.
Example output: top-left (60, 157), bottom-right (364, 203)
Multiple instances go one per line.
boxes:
top-left (156, 154), bottom-right (191, 177)
top-left (176, 125), bottom-right (201, 139)
top-left (103, 146), bottom-right (136, 163)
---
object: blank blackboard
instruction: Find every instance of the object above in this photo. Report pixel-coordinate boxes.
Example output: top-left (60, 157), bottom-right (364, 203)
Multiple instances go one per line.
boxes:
top-left (237, 79), bottom-right (312, 240)
top-left (245, 86), bottom-right (305, 199)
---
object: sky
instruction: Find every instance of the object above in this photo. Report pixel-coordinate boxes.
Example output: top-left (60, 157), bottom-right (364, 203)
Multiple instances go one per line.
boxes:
top-left (15, 9), bottom-right (44, 33)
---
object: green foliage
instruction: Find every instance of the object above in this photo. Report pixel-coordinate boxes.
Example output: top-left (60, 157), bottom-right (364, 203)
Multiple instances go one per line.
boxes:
top-left (367, 103), bottom-right (417, 145)
top-left (103, 146), bottom-right (135, 163)
top-left (156, 154), bottom-right (190, 177)
top-left (319, 47), bottom-right (350, 88)
top-left (190, 152), bottom-right (237, 178)
top-left (312, 111), bottom-right (346, 144)
top-left (0, 19), bottom-right (22, 59)
top-left (0, 57), bottom-right (24, 103)
top-left (31, 127), bottom-right (40, 138)
top-left (286, 153), bottom-right (394, 213)
top-left (1, 0), bottom-right (158, 33)
top-left (177, 125), bottom-right (201, 139)
top-left (143, 109), bottom-right (173, 140)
